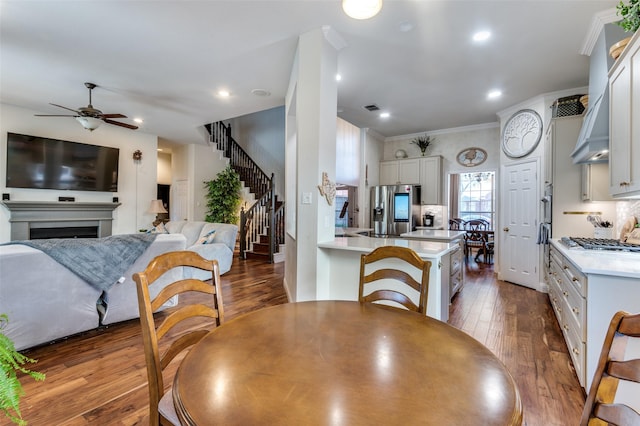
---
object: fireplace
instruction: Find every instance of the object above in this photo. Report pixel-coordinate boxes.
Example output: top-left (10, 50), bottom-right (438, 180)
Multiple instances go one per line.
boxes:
top-left (1, 201), bottom-right (120, 241)
top-left (30, 226), bottom-right (100, 239)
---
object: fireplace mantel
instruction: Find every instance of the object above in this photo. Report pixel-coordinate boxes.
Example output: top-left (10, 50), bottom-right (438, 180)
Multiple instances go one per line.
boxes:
top-left (1, 201), bottom-right (121, 240)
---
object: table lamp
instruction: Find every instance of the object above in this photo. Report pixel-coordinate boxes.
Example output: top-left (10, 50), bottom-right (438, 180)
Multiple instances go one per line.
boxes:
top-left (148, 199), bottom-right (168, 227)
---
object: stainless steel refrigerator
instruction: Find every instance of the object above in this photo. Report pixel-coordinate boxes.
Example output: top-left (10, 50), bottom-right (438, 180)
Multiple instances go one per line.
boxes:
top-left (370, 184), bottom-right (421, 237)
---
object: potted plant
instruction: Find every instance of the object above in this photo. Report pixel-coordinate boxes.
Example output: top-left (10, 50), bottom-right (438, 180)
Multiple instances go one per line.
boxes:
top-left (1, 314), bottom-right (45, 425)
top-left (204, 165), bottom-right (242, 224)
top-left (611, 0), bottom-right (640, 59)
top-left (411, 134), bottom-right (435, 156)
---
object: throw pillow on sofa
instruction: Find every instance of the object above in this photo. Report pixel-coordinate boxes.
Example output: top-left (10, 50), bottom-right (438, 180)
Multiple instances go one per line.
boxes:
top-left (196, 229), bottom-right (216, 245)
top-left (148, 222), bottom-right (169, 234)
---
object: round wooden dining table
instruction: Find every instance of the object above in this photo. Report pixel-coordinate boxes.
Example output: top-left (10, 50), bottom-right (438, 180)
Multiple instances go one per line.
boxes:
top-left (173, 300), bottom-right (522, 425)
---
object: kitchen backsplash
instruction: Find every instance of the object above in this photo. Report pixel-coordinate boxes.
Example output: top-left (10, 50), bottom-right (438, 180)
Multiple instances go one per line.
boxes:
top-left (616, 200), bottom-right (640, 237)
top-left (420, 205), bottom-right (446, 229)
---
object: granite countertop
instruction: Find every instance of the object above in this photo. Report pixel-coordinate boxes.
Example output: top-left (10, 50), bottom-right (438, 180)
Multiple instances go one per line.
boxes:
top-left (401, 230), bottom-right (466, 241)
top-left (319, 236), bottom-right (456, 258)
top-left (550, 239), bottom-right (640, 279)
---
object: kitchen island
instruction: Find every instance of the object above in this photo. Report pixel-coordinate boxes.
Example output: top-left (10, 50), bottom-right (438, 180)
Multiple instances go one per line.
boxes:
top-left (401, 229), bottom-right (466, 299)
top-left (548, 239), bottom-right (640, 393)
top-left (318, 236), bottom-right (459, 322)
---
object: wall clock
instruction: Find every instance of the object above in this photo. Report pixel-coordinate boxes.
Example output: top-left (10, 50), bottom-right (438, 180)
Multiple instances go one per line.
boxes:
top-left (501, 109), bottom-right (543, 158)
top-left (456, 147), bottom-right (487, 167)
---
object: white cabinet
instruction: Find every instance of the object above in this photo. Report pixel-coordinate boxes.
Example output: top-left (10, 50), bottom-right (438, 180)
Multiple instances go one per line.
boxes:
top-left (609, 31), bottom-right (640, 197)
top-left (419, 156), bottom-right (442, 205)
top-left (379, 156), bottom-right (442, 205)
top-left (581, 163), bottom-right (614, 201)
top-left (549, 245), bottom-right (587, 387)
top-left (379, 159), bottom-right (420, 185)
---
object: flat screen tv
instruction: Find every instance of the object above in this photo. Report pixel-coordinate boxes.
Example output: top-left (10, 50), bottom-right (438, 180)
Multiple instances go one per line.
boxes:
top-left (5, 132), bottom-right (119, 192)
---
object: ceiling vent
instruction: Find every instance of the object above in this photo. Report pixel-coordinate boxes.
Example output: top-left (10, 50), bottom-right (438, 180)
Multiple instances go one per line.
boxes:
top-left (363, 104), bottom-right (380, 111)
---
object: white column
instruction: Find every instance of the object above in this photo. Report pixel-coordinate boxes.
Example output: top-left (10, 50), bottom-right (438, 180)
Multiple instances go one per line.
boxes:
top-left (284, 27), bottom-right (345, 301)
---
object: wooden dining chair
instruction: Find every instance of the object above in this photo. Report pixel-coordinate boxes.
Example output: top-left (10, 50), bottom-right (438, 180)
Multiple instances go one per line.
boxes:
top-left (358, 246), bottom-right (431, 314)
top-left (448, 218), bottom-right (465, 230)
top-left (580, 311), bottom-right (640, 426)
top-left (133, 250), bottom-right (225, 426)
top-left (464, 219), bottom-right (488, 262)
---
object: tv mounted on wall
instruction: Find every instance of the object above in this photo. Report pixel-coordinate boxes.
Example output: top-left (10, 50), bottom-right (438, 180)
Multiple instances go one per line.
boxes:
top-left (5, 132), bottom-right (119, 192)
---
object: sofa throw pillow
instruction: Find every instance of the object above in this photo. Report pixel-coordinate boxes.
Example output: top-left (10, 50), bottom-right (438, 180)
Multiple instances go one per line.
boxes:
top-left (196, 229), bottom-right (216, 245)
top-left (150, 222), bottom-right (169, 234)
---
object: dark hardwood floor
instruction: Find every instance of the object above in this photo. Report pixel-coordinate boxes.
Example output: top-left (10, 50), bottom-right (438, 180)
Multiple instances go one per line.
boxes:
top-left (12, 255), bottom-right (584, 425)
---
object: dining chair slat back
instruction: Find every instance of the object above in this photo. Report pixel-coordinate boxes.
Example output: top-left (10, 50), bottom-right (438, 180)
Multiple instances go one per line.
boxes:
top-left (464, 219), bottom-right (488, 261)
top-left (133, 250), bottom-right (225, 426)
top-left (580, 311), bottom-right (640, 426)
top-left (449, 218), bottom-right (465, 230)
top-left (358, 246), bottom-right (431, 314)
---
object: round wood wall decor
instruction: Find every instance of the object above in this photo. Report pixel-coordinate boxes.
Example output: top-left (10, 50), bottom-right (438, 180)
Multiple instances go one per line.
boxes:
top-left (456, 147), bottom-right (487, 167)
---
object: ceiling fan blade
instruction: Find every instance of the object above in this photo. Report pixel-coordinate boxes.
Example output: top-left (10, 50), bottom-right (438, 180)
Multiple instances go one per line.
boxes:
top-left (103, 118), bottom-right (138, 130)
top-left (34, 114), bottom-right (78, 117)
top-left (50, 103), bottom-right (81, 114)
top-left (102, 113), bottom-right (127, 119)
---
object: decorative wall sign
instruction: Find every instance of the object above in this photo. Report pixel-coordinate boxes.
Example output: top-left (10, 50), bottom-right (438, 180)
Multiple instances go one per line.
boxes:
top-left (318, 172), bottom-right (336, 206)
top-left (456, 147), bottom-right (487, 167)
top-left (501, 109), bottom-right (543, 158)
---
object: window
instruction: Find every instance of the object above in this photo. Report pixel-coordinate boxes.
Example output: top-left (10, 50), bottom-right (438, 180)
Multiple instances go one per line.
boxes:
top-left (458, 172), bottom-right (495, 227)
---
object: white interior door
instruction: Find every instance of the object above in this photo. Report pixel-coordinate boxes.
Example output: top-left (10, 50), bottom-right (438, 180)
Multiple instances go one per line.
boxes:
top-left (500, 160), bottom-right (539, 289)
top-left (173, 179), bottom-right (189, 221)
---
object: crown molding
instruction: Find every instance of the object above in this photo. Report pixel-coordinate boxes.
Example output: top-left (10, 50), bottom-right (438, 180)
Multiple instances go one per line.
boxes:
top-left (580, 8), bottom-right (619, 56)
top-left (384, 122), bottom-right (498, 142)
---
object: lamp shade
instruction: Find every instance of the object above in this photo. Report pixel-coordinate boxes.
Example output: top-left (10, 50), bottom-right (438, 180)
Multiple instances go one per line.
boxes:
top-left (342, 0), bottom-right (382, 20)
top-left (75, 116), bottom-right (102, 131)
top-left (148, 200), bottom-right (168, 214)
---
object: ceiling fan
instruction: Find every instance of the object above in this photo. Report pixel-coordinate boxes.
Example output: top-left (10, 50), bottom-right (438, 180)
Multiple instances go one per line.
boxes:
top-left (35, 82), bottom-right (138, 131)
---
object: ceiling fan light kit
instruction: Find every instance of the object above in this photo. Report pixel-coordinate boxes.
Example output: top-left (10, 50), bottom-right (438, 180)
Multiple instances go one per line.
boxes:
top-left (35, 82), bottom-right (138, 131)
top-left (342, 0), bottom-right (382, 20)
top-left (75, 116), bottom-right (101, 131)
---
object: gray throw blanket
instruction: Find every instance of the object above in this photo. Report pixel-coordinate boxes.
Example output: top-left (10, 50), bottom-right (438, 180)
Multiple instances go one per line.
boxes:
top-left (5, 234), bottom-right (158, 292)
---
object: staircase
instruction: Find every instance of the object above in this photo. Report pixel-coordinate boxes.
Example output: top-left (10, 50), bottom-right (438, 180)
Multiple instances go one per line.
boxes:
top-left (206, 121), bottom-right (284, 263)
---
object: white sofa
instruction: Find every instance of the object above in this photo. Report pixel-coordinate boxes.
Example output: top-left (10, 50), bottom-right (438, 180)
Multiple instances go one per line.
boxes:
top-left (0, 233), bottom-right (186, 350)
top-left (162, 221), bottom-right (238, 279)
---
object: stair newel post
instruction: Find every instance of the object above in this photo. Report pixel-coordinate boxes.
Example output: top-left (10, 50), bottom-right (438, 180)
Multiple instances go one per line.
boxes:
top-left (225, 123), bottom-right (232, 159)
top-left (268, 173), bottom-right (276, 263)
top-left (240, 203), bottom-right (247, 260)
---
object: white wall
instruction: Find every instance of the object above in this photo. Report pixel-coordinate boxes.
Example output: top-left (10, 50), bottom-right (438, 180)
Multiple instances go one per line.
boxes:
top-left (157, 152), bottom-right (172, 185)
top-left (0, 103), bottom-right (159, 241)
top-left (169, 141), bottom-right (229, 222)
top-left (361, 128), bottom-right (384, 228)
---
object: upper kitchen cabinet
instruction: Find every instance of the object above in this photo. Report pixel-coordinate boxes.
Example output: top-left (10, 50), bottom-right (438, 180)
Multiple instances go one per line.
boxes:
top-left (379, 159), bottom-right (420, 185)
top-left (379, 156), bottom-right (442, 205)
top-left (419, 156), bottom-right (442, 205)
top-left (581, 163), bottom-right (614, 201)
top-left (609, 31), bottom-right (640, 198)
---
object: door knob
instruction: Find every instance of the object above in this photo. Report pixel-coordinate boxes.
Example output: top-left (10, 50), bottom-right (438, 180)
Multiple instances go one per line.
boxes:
top-left (503, 227), bottom-right (509, 232)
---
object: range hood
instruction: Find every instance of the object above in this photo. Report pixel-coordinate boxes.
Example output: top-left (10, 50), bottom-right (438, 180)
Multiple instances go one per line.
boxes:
top-left (571, 23), bottom-right (628, 164)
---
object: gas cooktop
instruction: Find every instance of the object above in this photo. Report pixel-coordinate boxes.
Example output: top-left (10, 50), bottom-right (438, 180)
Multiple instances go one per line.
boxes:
top-left (560, 237), bottom-right (640, 252)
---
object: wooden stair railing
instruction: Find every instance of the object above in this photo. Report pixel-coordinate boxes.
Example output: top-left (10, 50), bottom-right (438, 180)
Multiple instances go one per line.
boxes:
top-left (206, 121), bottom-right (284, 262)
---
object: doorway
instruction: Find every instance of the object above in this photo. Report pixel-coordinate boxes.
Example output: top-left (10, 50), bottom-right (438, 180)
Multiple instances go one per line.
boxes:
top-left (335, 184), bottom-right (358, 228)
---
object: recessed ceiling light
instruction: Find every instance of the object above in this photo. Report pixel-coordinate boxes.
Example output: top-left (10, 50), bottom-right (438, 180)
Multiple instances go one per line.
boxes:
top-left (336, 74), bottom-right (342, 81)
top-left (380, 112), bottom-right (390, 118)
top-left (487, 90), bottom-right (502, 100)
top-left (342, 0), bottom-right (383, 20)
top-left (399, 21), bottom-right (413, 32)
top-left (251, 88), bottom-right (271, 97)
top-left (473, 31), bottom-right (491, 42)
top-left (133, 118), bottom-right (143, 124)
top-left (157, 148), bottom-right (163, 152)
top-left (218, 90), bottom-right (230, 97)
